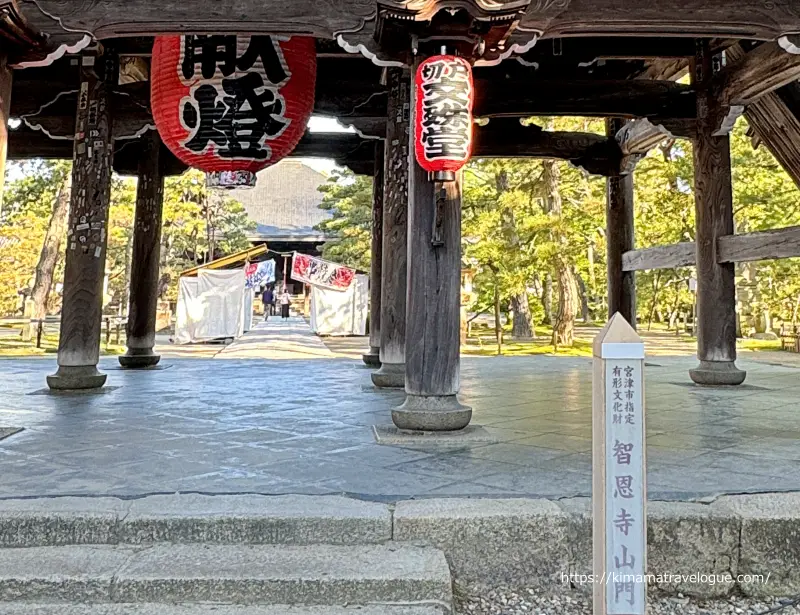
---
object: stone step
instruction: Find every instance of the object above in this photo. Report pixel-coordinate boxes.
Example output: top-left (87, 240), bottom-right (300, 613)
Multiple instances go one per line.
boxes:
top-left (0, 543), bottom-right (453, 608)
top-left (0, 494), bottom-right (391, 547)
top-left (0, 605), bottom-right (447, 615)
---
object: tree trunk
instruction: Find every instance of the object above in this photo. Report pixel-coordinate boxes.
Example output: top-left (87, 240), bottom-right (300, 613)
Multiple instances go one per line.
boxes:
top-left (587, 241), bottom-right (597, 294)
top-left (29, 173), bottom-right (71, 322)
top-left (575, 270), bottom-right (591, 323)
top-left (669, 287), bottom-right (681, 330)
top-left (494, 279), bottom-right (503, 355)
top-left (552, 259), bottom-right (577, 347)
top-left (510, 292), bottom-right (534, 339)
top-left (542, 273), bottom-right (553, 325)
top-left (541, 158), bottom-right (577, 348)
top-left (647, 270), bottom-right (663, 332)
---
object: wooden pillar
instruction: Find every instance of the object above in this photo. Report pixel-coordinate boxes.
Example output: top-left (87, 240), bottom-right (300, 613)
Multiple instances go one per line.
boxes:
top-left (392, 65), bottom-right (471, 431)
top-left (605, 118), bottom-right (637, 327)
top-left (689, 39), bottom-right (746, 386)
top-left (47, 49), bottom-right (118, 390)
top-left (120, 130), bottom-right (165, 369)
top-left (0, 53), bottom-right (11, 213)
top-left (363, 140), bottom-right (385, 367)
top-left (372, 68), bottom-right (409, 388)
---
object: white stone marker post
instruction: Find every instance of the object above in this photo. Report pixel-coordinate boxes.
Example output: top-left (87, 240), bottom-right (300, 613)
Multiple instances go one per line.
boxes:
top-left (593, 313), bottom-right (647, 615)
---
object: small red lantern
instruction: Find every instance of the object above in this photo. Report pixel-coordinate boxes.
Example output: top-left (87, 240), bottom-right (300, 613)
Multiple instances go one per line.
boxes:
top-left (414, 55), bottom-right (474, 182)
top-left (151, 35), bottom-right (316, 188)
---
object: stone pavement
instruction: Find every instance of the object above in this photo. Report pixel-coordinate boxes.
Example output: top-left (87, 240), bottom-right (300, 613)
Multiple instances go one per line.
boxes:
top-left (214, 317), bottom-right (335, 360)
top-left (0, 319), bottom-right (799, 500)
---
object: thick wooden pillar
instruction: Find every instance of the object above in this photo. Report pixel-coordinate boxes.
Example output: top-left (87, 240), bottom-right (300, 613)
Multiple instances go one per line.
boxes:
top-left (120, 130), bottom-right (165, 369)
top-left (605, 118), bottom-right (637, 327)
top-left (363, 140), bottom-right (385, 367)
top-left (0, 53), bottom-right (11, 211)
top-left (689, 40), bottom-right (746, 386)
top-left (372, 68), bottom-right (409, 388)
top-left (392, 65), bottom-right (471, 431)
top-left (47, 49), bottom-right (118, 390)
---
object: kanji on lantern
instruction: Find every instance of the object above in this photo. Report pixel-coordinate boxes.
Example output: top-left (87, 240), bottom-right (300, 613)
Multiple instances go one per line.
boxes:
top-left (414, 55), bottom-right (474, 180)
top-left (151, 34), bottom-right (316, 188)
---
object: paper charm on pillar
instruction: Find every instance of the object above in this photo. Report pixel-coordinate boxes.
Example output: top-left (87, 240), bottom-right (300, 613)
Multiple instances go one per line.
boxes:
top-left (414, 55), bottom-right (474, 182)
top-left (151, 35), bottom-right (316, 188)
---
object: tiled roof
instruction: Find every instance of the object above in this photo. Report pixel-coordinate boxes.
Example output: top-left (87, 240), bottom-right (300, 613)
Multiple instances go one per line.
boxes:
top-left (228, 161), bottom-right (331, 241)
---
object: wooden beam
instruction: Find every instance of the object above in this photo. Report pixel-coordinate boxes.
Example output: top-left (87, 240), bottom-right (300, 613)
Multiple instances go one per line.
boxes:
top-left (621, 225), bottom-right (800, 271)
top-left (621, 242), bottom-right (696, 272)
top-left (363, 139), bottom-right (384, 366)
top-left (23, 0), bottom-right (800, 55)
top-left (718, 225), bottom-right (800, 263)
top-left (606, 118), bottom-right (636, 325)
top-left (636, 58), bottom-right (689, 82)
top-left (474, 119), bottom-right (622, 175)
top-left (717, 42), bottom-right (800, 106)
top-left (373, 67), bottom-right (409, 389)
top-left (120, 129), bottom-right (164, 368)
top-left (690, 38), bottom-right (744, 383)
top-left (725, 44), bottom-right (800, 190)
top-left (0, 52), bottom-right (11, 211)
top-left (47, 50), bottom-right (118, 391)
top-left (475, 78), bottom-right (695, 119)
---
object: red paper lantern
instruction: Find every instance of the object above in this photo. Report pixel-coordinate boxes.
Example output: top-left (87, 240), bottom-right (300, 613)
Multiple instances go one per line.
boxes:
top-left (151, 35), bottom-right (316, 188)
top-left (414, 55), bottom-right (474, 181)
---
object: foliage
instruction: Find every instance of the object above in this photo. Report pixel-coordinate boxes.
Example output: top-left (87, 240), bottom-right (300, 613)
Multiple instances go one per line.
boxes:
top-left (4, 116), bottom-right (800, 339)
top-left (0, 161), bottom-right (72, 315)
top-left (0, 165), bottom-right (255, 315)
top-left (462, 118), bottom-right (607, 347)
top-left (315, 169), bottom-right (373, 271)
top-left (158, 169), bottom-right (255, 302)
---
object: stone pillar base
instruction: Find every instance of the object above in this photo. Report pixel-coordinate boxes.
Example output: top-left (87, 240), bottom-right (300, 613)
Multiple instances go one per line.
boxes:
top-left (371, 362), bottom-right (405, 388)
top-left (119, 348), bottom-right (161, 369)
top-left (47, 365), bottom-right (107, 391)
top-left (392, 394), bottom-right (472, 432)
top-left (362, 347), bottom-right (381, 368)
top-left (689, 360), bottom-right (747, 386)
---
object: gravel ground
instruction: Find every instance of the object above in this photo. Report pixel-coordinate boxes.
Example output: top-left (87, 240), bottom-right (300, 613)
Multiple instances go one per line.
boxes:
top-left (455, 586), bottom-right (800, 615)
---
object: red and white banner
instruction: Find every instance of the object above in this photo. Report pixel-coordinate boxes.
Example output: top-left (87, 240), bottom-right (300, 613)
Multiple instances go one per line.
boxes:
top-left (291, 253), bottom-right (355, 291)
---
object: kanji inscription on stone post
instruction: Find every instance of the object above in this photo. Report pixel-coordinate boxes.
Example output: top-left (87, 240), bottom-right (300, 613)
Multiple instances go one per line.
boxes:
top-left (593, 313), bottom-right (647, 615)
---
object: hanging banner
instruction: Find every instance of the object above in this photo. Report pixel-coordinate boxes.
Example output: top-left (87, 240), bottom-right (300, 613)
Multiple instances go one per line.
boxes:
top-left (414, 55), bottom-right (474, 176)
top-left (291, 253), bottom-right (355, 291)
top-left (245, 259), bottom-right (276, 289)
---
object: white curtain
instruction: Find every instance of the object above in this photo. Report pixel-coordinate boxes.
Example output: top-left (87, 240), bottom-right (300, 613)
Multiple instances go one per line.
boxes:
top-left (174, 269), bottom-right (246, 344)
top-left (310, 274), bottom-right (369, 336)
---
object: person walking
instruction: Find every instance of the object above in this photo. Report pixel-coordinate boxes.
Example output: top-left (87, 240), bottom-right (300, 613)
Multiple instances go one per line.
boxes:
top-left (280, 290), bottom-right (291, 320)
top-left (261, 286), bottom-right (274, 321)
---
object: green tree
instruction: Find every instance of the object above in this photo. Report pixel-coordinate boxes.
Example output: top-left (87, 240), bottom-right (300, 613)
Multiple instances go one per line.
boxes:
top-left (0, 161), bottom-right (72, 316)
top-left (315, 169), bottom-right (373, 271)
top-left (158, 169), bottom-right (255, 301)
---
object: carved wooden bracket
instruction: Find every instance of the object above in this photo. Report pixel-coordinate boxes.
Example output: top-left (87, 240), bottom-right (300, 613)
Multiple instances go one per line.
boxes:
top-left (337, 0), bottom-right (541, 66)
top-left (615, 118), bottom-right (674, 175)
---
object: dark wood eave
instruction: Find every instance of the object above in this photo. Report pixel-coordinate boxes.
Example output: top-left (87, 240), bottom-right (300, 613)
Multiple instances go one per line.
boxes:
top-left (0, 0), bottom-right (52, 64)
top-left (15, 0), bottom-right (800, 68)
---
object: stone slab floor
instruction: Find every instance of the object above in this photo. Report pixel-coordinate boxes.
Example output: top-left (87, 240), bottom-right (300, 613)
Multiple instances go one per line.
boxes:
top-left (0, 319), bottom-right (799, 500)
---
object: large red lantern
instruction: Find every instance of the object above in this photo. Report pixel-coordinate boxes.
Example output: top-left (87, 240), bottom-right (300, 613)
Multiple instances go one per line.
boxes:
top-left (151, 35), bottom-right (316, 188)
top-left (414, 55), bottom-right (474, 182)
